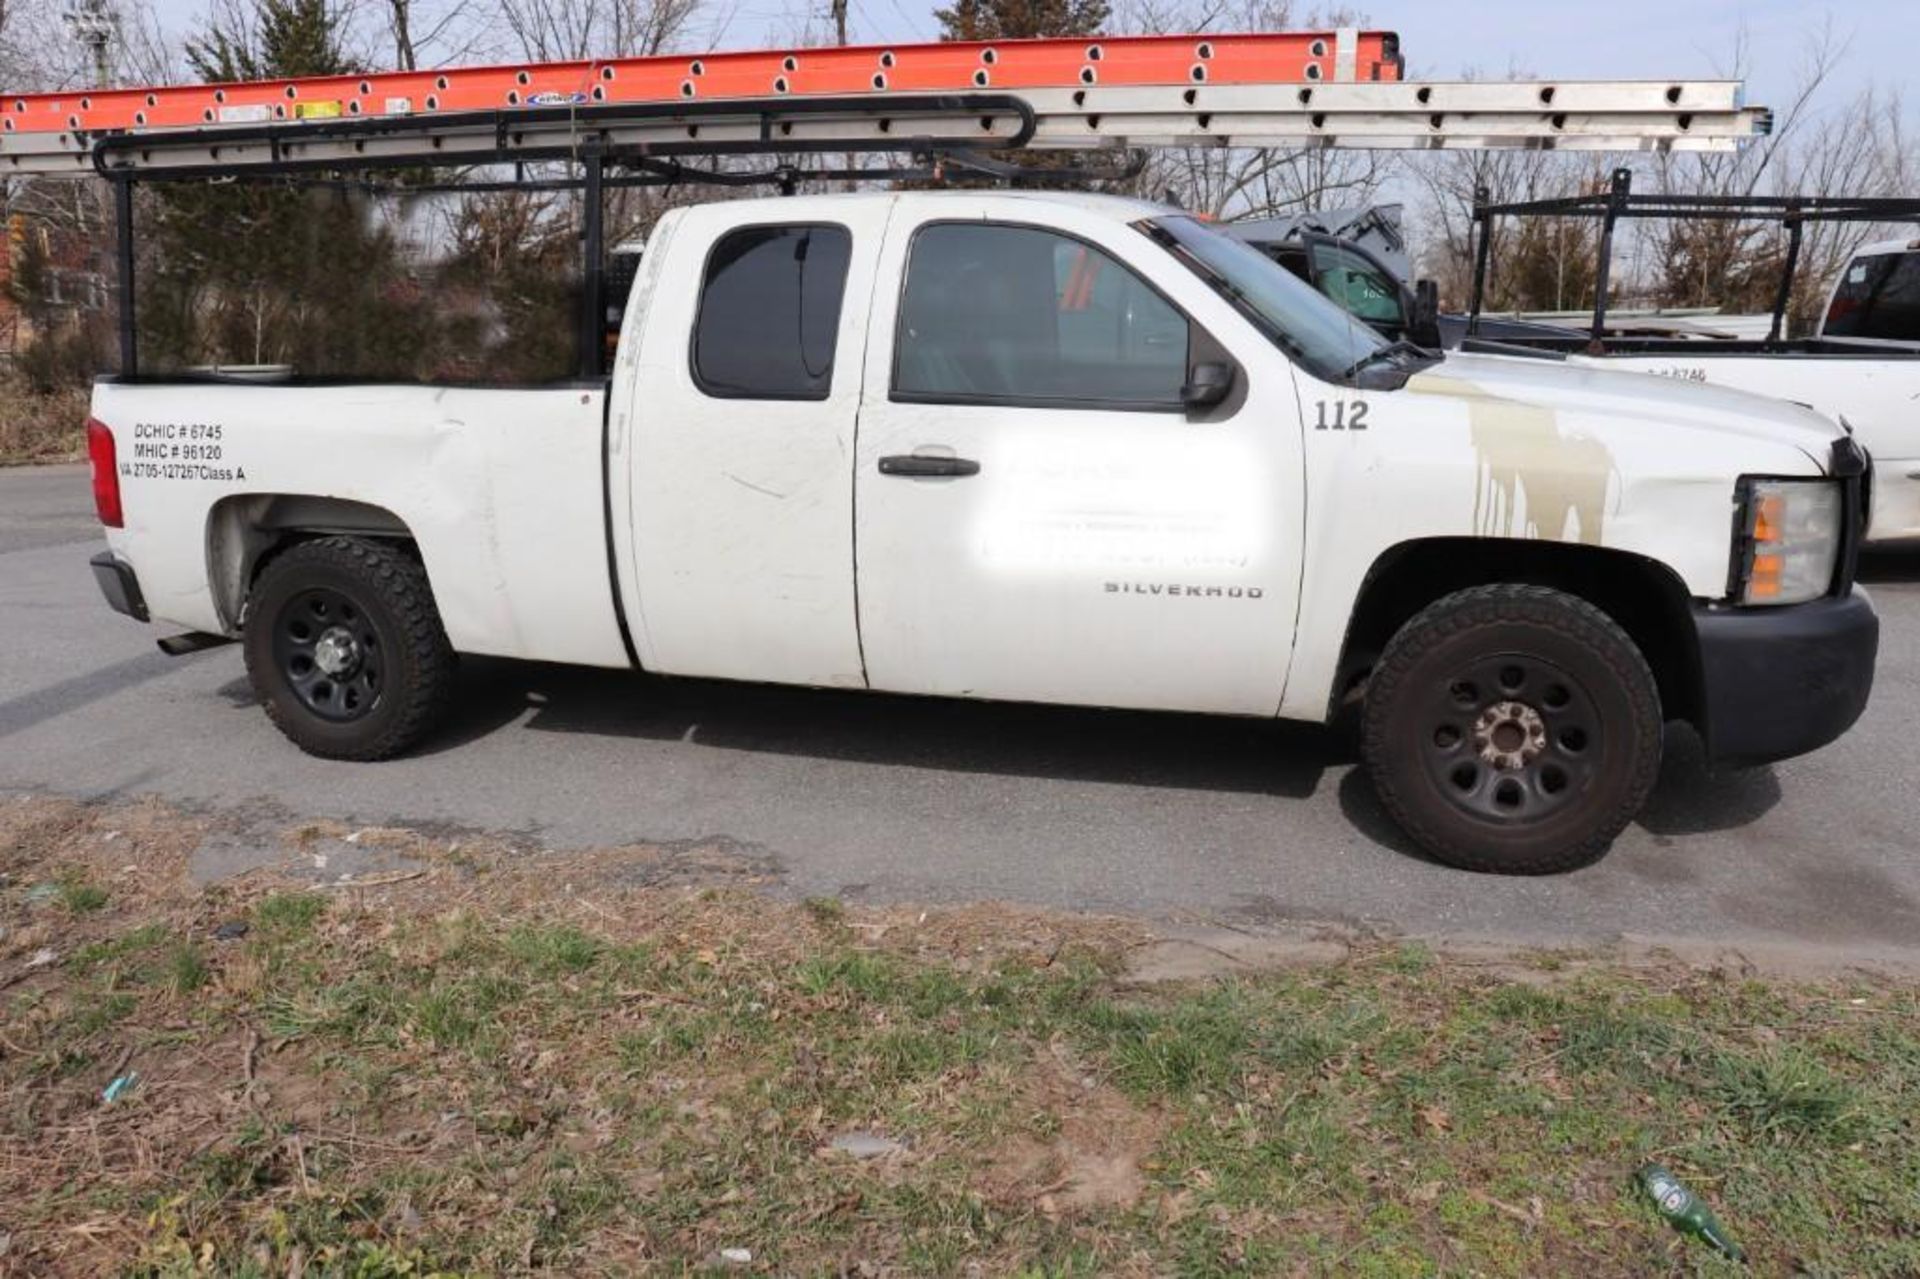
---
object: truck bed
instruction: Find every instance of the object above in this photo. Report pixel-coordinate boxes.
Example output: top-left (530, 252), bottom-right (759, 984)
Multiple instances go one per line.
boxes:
top-left (91, 377), bottom-right (632, 666)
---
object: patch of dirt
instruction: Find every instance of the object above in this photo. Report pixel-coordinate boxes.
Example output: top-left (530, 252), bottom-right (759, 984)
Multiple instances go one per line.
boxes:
top-left (1122, 928), bottom-right (1353, 984)
top-left (1, 794), bottom-right (208, 989)
top-left (1420, 934), bottom-right (1920, 984)
top-left (972, 1042), bottom-right (1167, 1217)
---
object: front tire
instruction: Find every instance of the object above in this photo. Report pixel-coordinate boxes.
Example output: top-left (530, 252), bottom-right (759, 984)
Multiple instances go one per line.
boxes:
top-left (243, 536), bottom-right (455, 761)
top-left (1361, 584), bottom-right (1662, 875)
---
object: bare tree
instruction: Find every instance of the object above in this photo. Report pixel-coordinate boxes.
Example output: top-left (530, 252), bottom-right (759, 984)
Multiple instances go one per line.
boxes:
top-left (1, 0), bottom-right (170, 90)
top-left (387, 0), bottom-right (417, 68)
top-left (492, 0), bottom-right (703, 61)
top-left (1110, 0), bottom-right (1389, 219)
top-left (1648, 22), bottom-right (1914, 332)
top-left (379, 0), bottom-right (492, 70)
top-left (1400, 144), bottom-right (1614, 313)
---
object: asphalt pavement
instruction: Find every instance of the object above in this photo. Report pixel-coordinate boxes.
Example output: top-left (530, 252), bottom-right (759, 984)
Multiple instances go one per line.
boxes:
top-left (4, 462), bottom-right (1917, 965)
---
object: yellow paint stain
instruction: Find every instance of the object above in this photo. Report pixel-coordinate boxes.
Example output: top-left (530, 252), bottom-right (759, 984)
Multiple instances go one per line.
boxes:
top-left (1409, 373), bottom-right (1616, 545)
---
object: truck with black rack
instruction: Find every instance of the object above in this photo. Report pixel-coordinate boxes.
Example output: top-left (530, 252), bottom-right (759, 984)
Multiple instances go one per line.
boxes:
top-left (21, 33), bottom-right (1877, 875)
top-left (1458, 171), bottom-right (1920, 545)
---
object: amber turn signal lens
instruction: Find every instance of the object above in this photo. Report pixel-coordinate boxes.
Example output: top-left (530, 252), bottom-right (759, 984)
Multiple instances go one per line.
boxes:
top-left (1747, 552), bottom-right (1784, 600)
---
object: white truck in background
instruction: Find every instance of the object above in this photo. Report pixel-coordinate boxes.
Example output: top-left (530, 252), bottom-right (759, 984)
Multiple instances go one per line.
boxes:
top-left (1818, 239), bottom-right (1920, 349)
top-left (1463, 178), bottom-right (1920, 545)
top-left (1557, 341), bottom-right (1920, 544)
top-left (86, 190), bottom-right (1879, 875)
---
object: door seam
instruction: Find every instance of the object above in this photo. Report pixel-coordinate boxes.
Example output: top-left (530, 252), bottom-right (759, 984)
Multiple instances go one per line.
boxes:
top-left (848, 195), bottom-right (904, 690)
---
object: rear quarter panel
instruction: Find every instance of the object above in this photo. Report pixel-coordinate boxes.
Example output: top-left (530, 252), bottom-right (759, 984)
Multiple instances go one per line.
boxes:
top-left (91, 380), bottom-right (629, 667)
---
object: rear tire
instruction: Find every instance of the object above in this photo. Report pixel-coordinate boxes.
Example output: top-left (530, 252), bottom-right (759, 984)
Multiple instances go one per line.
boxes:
top-left (1361, 584), bottom-right (1661, 875)
top-left (243, 536), bottom-right (455, 761)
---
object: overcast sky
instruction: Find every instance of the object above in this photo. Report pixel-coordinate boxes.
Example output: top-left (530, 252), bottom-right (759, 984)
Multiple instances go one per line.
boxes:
top-left (1392, 1), bottom-right (1909, 110)
top-left (135, 0), bottom-right (1911, 120)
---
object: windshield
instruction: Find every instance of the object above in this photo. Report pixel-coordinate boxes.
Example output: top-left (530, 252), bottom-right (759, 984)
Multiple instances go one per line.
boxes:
top-left (1142, 215), bottom-right (1400, 382)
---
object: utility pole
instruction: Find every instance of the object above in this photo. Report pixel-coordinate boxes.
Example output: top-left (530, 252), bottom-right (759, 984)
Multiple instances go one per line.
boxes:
top-left (830, 0), bottom-right (851, 189)
top-left (63, 0), bottom-right (118, 88)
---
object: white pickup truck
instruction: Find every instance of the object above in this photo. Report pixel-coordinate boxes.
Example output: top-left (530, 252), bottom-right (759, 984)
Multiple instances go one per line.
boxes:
top-left (84, 189), bottom-right (1878, 875)
top-left (1555, 343), bottom-right (1920, 546)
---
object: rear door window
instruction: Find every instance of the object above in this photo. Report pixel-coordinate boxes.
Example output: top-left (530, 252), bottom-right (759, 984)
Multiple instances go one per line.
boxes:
top-left (1825, 251), bottom-right (1920, 341)
top-left (692, 224), bottom-right (852, 399)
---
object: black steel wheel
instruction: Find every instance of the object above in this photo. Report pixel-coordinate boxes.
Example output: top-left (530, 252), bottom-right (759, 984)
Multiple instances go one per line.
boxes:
top-left (1420, 653), bottom-right (1602, 824)
top-left (271, 585), bottom-right (384, 723)
top-left (243, 537), bottom-right (455, 761)
top-left (1362, 584), bottom-right (1661, 875)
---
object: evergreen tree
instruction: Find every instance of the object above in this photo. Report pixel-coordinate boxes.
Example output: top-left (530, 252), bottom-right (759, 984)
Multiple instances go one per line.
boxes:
top-left (933, 0), bottom-right (1109, 40)
top-left (185, 0), bottom-right (355, 82)
top-left (927, 0), bottom-right (1110, 184)
top-left (1501, 216), bottom-right (1600, 314)
top-left (139, 0), bottom-right (447, 377)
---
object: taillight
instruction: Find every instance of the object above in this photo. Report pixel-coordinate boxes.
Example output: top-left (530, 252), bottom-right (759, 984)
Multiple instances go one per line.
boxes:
top-left (87, 418), bottom-right (123, 528)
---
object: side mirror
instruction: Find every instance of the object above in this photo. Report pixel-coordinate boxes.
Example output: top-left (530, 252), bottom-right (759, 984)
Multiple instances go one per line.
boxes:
top-left (1181, 361), bottom-right (1235, 413)
top-left (1409, 278), bottom-right (1443, 350)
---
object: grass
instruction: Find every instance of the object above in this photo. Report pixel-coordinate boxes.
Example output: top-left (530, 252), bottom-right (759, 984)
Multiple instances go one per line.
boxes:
top-left (4, 798), bottom-right (1919, 1276)
top-left (0, 378), bottom-right (87, 464)
top-left (56, 880), bottom-right (109, 913)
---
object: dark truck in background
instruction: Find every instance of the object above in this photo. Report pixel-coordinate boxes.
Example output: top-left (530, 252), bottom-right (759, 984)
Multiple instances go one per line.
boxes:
top-left (1224, 210), bottom-right (1582, 350)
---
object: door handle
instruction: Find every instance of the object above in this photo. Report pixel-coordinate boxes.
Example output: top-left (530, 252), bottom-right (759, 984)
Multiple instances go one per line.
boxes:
top-left (878, 454), bottom-right (981, 478)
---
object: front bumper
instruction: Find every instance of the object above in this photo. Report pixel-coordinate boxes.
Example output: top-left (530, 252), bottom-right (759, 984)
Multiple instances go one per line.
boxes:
top-left (1692, 588), bottom-right (1877, 765)
top-left (90, 551), bottom-right (149, 623)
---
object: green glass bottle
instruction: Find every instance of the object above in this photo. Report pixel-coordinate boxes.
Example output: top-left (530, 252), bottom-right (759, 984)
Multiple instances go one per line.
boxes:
top-left (1636, 1163), bottom-right (1745, 1262)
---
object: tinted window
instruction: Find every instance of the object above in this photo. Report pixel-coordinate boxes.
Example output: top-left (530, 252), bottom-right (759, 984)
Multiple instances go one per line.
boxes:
top-left (693, 224), bottom-right (851, 398)
top-left (1309, 242), bottom-right (1405, 325)
top-left (1824, 251), bottom-right (1920, 342)
top-left (894, 223), bottom-right (1188, 407)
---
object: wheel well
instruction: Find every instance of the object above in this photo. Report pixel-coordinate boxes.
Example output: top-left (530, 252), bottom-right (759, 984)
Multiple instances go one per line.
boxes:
top-left (1333, 539), bottom-right (1701, 726)
top-left (207, 495), bottom-right (418, 630)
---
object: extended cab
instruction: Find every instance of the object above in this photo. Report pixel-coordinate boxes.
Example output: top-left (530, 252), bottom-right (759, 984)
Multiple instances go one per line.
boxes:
top-left (85, 190), bottom-right (1878, 874)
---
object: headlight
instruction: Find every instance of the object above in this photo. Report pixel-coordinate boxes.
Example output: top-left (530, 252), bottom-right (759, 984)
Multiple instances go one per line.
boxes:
top-left (1732, 478), bottom-right (1842, 605)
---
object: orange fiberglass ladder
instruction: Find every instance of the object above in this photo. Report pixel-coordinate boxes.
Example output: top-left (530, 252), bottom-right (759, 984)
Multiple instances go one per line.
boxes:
top-left (0, 29), bottom-right (1771, 178)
